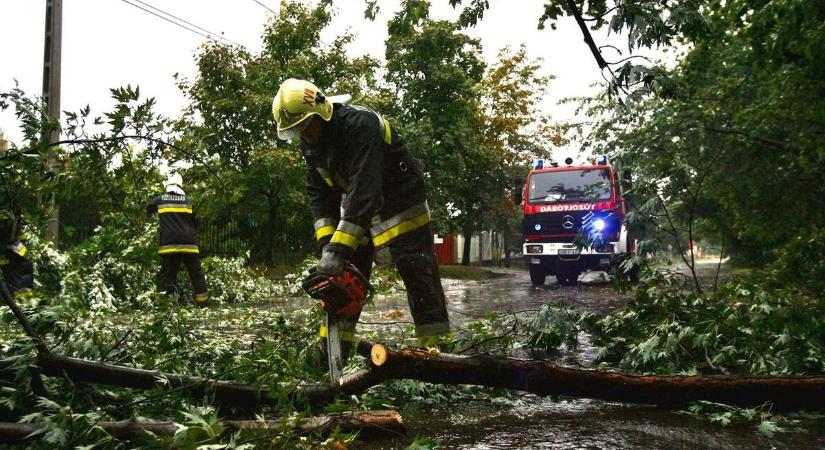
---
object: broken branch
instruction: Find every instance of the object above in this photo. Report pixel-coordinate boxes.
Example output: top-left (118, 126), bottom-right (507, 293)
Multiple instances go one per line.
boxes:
top-left (0, 410), bottom-right (405, 445)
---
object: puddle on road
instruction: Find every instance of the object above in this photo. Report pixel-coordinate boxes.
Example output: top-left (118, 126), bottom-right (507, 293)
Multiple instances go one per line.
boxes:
top-left (365, 396), bottom-right (825, 449)
top-left (357, 269), bottom-right (626, 338)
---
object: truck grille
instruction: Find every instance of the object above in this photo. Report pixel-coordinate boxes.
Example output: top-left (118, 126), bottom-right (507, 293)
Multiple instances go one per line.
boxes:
top-left (523, 211), bottom-right (620, 241)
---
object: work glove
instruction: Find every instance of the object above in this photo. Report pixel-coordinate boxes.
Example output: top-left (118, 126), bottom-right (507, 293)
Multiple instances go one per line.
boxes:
top-left (317, 248), bottom-right (346, 276)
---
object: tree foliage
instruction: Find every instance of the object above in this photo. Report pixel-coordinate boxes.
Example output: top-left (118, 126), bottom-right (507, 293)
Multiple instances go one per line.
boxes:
top-left (447, 0), bottom-right (708, 97)
top-left (582, 0), bottom-right (825, 265)
top-left (177, 1), bottom-right (378, 264)
top-left (382, 10), bottom-right (557, 262)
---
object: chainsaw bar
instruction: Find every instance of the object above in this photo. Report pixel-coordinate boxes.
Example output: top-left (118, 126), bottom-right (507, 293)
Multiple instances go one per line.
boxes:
top-left (302, 264), bottom-right (371, 389)
top-left (326, 314), bottom-right (343, 388)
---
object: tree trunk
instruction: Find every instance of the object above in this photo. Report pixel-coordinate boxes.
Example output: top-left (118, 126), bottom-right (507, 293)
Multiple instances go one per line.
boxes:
top-left (358, 344), bottom-right (825, 412)
top-left (0, 410), bottom-right (404, 445)
top-left (10, 345), bottom-right (825, 413)
top-left (503, 232), bottom-right (510, 268)
top-left (35, 353), bottom-right (280, 408)
top-left (461, 230), bottom-right (472, 266)
top-left (264, 186), bottom-right (281, 266)
top-left (29, 353), bottom-right (379, 408)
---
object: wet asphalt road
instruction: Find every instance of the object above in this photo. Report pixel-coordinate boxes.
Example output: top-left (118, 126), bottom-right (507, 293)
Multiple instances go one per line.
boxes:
top-left (357, 264), bottom-right (825, 450)
top-left (358, 268), bottom-right (626, 341)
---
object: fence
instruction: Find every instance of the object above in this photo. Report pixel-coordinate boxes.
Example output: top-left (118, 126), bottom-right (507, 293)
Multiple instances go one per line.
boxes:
top-left (197, 220), bottom-right (247, 258)
top-left (57, 210), bottom-right (309, 267)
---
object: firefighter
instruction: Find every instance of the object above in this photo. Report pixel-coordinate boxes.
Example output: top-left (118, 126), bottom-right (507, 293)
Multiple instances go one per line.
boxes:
top-left (272, 78), bottom-right (451, 348)
top-left (0, 208), bottom-right (34, 299)
top-left (146, 174), bottom-right (209, 304)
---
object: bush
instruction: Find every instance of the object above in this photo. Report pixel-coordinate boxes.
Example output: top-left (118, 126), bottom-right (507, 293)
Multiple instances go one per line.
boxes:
top-left (592, 269), bottom-right (825, 376)
top-left (762, 228), bottom-right (825, 298)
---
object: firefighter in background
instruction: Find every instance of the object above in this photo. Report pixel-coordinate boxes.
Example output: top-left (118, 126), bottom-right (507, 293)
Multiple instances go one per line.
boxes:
top-left (272, 78), bottom-right (451, 349)
top-left (0, 208), bottom-right (34, 299)
top-left (146, 174), bottom-right (209, 304)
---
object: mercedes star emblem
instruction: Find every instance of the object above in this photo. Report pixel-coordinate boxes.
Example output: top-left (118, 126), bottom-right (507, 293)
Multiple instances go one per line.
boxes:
top-left (562, 215), bottom-right (575, 229)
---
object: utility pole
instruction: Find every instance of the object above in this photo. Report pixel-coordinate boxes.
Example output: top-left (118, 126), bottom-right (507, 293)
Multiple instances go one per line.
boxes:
top-left (0, 130), bottom-right (8, 152)
top-left (42, 0), bottom-right (62, 244)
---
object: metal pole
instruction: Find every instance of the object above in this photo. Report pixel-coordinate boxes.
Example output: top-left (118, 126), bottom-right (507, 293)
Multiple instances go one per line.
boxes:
top-left (42, 0), bottom-right (62, 245)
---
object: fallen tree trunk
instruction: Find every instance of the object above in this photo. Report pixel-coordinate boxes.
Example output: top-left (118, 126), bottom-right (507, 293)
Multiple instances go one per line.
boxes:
top-left (357, 343), bottom-right (825, 411)
top-left (32, 353), bottom-right (383, 407)
top-left (0, 410), bottom-right (405, 445)
top-left (35, 353), bottom-right (282, 408)
top-left (6, 343), bottom-right (825, 412)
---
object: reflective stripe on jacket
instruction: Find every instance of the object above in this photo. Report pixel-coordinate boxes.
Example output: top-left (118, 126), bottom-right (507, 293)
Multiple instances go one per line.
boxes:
top-left (147, 193), bottom-right (199, 255)
top-left (301, 104), bottom-right (429, 253)
top-left (0, 211), bottom-right (28, 259)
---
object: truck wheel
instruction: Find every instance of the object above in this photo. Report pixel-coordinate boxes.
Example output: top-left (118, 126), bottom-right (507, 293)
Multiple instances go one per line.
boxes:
top-left (610, 255), bottom-right (640, 283)
top-left (529, 266), bottom-right (546, 286)
top-left (557, 272), bottom-right (579, 285)
top-left (627, 266), bottom-right (640, 283)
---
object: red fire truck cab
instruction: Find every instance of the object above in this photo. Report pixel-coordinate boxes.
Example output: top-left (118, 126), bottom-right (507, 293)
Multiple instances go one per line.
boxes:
top-left (519, 156), bottom-right (633, 285)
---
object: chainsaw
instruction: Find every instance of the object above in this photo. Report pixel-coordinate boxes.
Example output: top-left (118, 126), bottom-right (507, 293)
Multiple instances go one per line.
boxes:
top-left (301, 264), bottom-right (369, 388)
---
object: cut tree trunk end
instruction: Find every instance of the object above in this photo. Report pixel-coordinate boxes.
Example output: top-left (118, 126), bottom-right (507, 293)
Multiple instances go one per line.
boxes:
top-left (0, 410), bottom-right (405, 445)
top-left (359, 343), bottom-right (825, 412)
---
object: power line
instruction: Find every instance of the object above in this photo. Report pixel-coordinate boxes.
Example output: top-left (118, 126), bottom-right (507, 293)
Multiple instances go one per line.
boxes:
top-left (249, 0), bottom-right (276, 15)
top-left (120, 0), bottom-right (242, 48)
top-left (130, 0), bottom-right (243, 47)
top-left (120, 0), bottom-right (224, 44)
top-left (121, 0), bottom-right (214, 42)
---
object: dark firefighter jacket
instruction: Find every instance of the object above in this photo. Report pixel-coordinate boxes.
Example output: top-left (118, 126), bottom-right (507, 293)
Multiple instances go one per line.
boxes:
top-left (301, 104), bottom-right (429, 255)
top-left (0, 210), bottom-right (27, 264)
top-left (146, 193), bottom-right (199, 255)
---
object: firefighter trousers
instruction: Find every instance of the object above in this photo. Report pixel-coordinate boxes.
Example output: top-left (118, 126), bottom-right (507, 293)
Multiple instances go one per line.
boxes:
top-left (321, 224), bottom-right (450, 353)
top-left (157, 253), bottom-right (209, 303)
top-left (0, 248), bottom-right (34, 298)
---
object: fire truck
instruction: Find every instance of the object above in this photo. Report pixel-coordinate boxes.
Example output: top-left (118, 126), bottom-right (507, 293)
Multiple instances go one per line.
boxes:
top-left (517, 155), bottom-right (633, 285)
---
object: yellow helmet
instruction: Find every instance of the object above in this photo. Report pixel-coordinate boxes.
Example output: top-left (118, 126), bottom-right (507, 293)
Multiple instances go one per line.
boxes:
top-left (272, 78), bottom-right (333, 141)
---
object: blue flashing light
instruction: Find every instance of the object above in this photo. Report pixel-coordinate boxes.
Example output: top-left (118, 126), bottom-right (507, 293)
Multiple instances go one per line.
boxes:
top-left (592, 218), bottom-right (606, 232)
top-left (596, 155), bottom-right (608, 165)
top-left (534, 223), bottom-right (542, 231)
top-left (534, 159), bottom-right (544, 170)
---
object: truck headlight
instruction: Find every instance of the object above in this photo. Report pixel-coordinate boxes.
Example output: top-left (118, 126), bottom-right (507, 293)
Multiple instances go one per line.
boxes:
top-left (526, 245), bottom-right (543, 254)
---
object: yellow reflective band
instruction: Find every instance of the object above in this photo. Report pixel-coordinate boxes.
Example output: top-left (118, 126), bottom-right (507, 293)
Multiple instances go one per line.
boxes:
top-left (158, 247), bottom-right (200, 254)
top-left (318, 326), bottom-right (356, 342)
top-left (314, 217), bottom-right (336, 229)
top-left (9, 242), bottom-right (27, 257)
top-left (158, 207), bottom-right (193, 214)
top-left (337, 220), bottom-right (365, 236)
top-left (383, 117), bottom-right (392, 145)
top-left (372, 212), bottom-right (430, 247)
top-left (194, 294), bottom-right (209, 303)
top-left (330, 230), bottom-right (361, 250)
top-left (315, 225), bottom-right (335, 241)
top-left (371, 202), bottom-right (429, 236)
top-left (317, 168), bottom-right (336, 187)
top-left (14, 289), bottom-right (33, 299)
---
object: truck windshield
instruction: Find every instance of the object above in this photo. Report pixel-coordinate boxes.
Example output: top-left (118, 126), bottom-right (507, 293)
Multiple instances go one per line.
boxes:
top-left (528, 169), bottom-right (612, 204)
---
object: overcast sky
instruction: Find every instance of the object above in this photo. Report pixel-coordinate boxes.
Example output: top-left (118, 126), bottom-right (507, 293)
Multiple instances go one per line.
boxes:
top-left (0, 0), bottom-right (628, 154)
